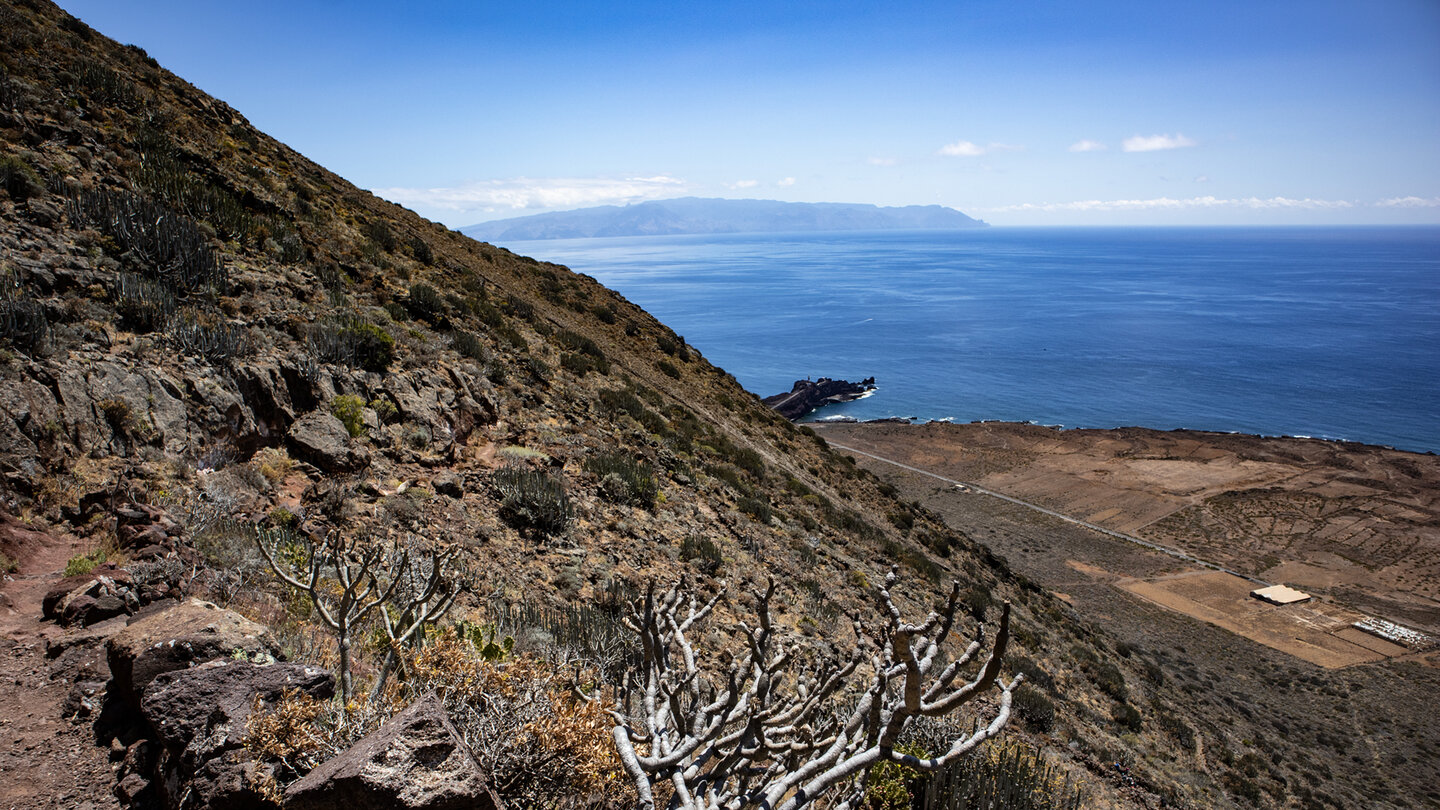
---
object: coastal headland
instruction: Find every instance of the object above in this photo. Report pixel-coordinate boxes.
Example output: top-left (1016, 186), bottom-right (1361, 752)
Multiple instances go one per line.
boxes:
top-left (814, 420), bottom-right (1440, 658)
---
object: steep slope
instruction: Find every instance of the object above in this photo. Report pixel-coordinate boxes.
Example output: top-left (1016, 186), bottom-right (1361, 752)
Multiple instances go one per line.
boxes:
top-left (0, 2), bottom-right (1417, 808)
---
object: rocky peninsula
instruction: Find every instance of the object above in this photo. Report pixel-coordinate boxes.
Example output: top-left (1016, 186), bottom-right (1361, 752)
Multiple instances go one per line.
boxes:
top-left (762, 377), bottom-right (876, 420)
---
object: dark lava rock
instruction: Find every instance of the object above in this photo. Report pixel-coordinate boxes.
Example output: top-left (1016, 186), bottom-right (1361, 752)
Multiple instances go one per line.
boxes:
top-left (287, 410), bottom-right (371, 473)
top-left (285, 694), bottom-right (503, 810)
top-left (106, 599), bottom-right (279, 708)
top-left (762, 376), bottom-right (877, 420)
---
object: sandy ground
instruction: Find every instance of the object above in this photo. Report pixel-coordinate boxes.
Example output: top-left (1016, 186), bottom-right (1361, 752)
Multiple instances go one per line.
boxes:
top-left (817, 421), bottom-right (1440, 636)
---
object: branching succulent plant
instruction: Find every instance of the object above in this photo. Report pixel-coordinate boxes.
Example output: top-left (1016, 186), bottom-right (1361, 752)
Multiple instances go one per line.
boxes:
top-left (602, 567), bottom-right (1020, 810)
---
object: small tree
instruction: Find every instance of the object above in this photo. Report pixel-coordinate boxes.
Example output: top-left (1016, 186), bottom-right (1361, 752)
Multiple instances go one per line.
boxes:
top-left (254, 525), bottom-right (459, 704)
top-left (604, 568), bottom-right (1021, 810)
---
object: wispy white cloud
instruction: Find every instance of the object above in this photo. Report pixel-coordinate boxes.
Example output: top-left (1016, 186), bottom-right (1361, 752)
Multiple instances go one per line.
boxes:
top-left (727, 179), bottom-right (760, 189)
top-left (373, 175), bottom-right (687, 215)
top-left (777, 177), bottom-right (796, 187)
top-left (1194, 175), bottom-right (1209, 183)
top-left (979, 195), bottom-right (1355, 213)
top-left (1122, 133), bottom-right (1197, 152)
top-left (1068, 140), bottom-right (1107, 152)
top-left (867, 156), bottom-right (898, 166)
top-left (938, 140), bottom-right (1025, 157)
top-left (938, 140), bottom-right (986, 157)
top-left (1376, 195), bottom-right (1440, 208)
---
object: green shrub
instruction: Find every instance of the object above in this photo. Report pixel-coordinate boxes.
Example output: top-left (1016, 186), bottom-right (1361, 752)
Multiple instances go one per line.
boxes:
top-left (494, 467), bottom-right (571, 536)
top-left (451, 329), bottom-right (489, 362)
top-left (591, 304), bottom-right (617, 324)
top-left (737, 497), bottom-right (771, 523)
top-left (305, 316), bottom-right (395, 372)
top-left (407, 282), bottom-right (445, 324)
top-left (64, 550), bottom-right (105, 578)
top-left (1087, 660), bottom-right (1128, 702)
top-left (409, 236), bottom-right (434, 265)
top-left (369, 397), bottom-right (398, 424)
top-left (555, 329), bottom-right (608, 373)
top-left (330, 394), bottom-right (367, 438)
top-left (585, 452), bottom-right (657, 508)
top-left (657, 360), bottom-right (680, 379)
top-left (560, 351), bottom-right (599, 376)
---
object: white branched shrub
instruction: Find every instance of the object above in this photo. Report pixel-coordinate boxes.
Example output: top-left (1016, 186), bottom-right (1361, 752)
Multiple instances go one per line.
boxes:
top-left (602, 567), bottom-right (1022, 810)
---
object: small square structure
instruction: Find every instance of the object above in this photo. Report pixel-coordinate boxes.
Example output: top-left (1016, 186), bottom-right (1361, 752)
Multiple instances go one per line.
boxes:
top-left (1251, 584), bottom-right (1311, 605)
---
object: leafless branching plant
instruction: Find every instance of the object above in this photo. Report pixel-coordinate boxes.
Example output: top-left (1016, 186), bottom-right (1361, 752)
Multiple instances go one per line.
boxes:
top-left (604, 567), bottom-right (1021, 810)
top-left (254, 525), bottom-right (460, 705)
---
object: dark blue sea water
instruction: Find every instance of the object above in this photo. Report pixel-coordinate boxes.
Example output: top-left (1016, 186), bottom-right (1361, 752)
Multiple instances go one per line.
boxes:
top-left (510, 227), bottom-right (1440, 454)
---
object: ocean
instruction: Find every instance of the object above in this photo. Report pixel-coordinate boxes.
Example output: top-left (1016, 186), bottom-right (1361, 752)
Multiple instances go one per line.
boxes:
top-left (507, 227), bottom-right (1440, 454)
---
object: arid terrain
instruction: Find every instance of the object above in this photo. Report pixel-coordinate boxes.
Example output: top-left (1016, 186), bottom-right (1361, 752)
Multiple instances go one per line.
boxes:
top-left (817, 419), bottom-right (1440, 808)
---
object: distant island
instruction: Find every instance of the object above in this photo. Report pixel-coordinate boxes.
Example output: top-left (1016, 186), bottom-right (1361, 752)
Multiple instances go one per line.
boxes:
top-left (461, 197), bottom-right (987, 241)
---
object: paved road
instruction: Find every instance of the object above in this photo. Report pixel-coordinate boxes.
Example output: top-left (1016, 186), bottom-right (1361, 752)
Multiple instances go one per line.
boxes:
top-left (822, 438), bottom-right (1270, 586)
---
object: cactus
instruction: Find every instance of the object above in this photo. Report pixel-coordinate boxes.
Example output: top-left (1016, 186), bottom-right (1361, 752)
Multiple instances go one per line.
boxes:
top-left (921, 740), bottom-right (1083, 810)
top-left (113, 272), bottom-right (176, 333)
top-left (170, 312), bottom-right (253, 362)
top-left (67, 188), bottom-right (226, 293)
top-left (493, 466), bottom-right (571, 536)
top-left (585, 451), bottom-right (658, 507)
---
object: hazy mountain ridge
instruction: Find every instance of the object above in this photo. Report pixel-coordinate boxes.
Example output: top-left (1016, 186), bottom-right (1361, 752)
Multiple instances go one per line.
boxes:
top-left (462, 197), bottom-right (987, 241)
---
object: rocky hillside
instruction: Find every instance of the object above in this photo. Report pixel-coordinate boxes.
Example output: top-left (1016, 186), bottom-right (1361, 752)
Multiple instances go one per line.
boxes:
top-left (0, 2), bottom-right (1414, 809)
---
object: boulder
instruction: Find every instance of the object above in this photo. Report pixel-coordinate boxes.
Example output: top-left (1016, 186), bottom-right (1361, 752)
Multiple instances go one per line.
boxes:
top-left (42, 564), bottom-right (137, 623)
top-left (141, 659), bottom-right (334, 756)
top-left (285, 694), bottom-right (503, 810)
top-left (106, 599), bottom-right (279, 708)
top-left (288, 410), bottom-right (370, 473)
top-left (141, 660), bottom-right (334, 809)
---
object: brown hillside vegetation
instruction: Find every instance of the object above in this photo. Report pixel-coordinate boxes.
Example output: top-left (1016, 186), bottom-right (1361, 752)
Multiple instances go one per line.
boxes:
top-left (0, 1), bottom-right (1434, 808)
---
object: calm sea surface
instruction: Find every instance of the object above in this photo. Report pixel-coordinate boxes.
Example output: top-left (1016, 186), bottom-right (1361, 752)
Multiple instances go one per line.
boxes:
top-left (508, 227), bottom-right (1440, 453)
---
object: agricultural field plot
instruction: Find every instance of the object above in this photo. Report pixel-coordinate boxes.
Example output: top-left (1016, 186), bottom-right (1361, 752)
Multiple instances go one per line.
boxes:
top-left (1117, 570), bottom-right (1405, 668)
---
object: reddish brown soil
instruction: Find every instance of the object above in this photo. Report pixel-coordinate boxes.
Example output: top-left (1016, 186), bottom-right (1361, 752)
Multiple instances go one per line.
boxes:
top-left (0, 517), bottom-right (120, 810)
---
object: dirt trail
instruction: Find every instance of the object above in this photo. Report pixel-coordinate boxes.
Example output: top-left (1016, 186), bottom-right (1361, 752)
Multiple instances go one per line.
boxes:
top-left (0, 524), bottom-right (120, 810)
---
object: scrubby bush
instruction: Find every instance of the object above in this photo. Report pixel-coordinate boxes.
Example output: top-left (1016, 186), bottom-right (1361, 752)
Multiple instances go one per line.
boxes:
top-left (494, 466), bottom-right (571, 536)
top-left (1112, 702), bottom-right (1143, 732)
top-left (921, 740), bottom-right (1083, 810)
top-left (1012, 684), bottom-right (1056, 732)
top-left (737, 496), bottom-right (772, 524)
top-left (657, 359), bottom-right (680, 379)
top-left (305, 316), bottom-right (395, 372)
top-left (450, 329), bottom-right (489, 362)
top-left (585, 451), bottom-right (657, 508)
top-left (598, 388), bottom-right (668, 435)
top-left (330, 394), bottom-right (366, 438)
top-left (0, 154), bottom-right (42, 200)
top-left (560, 351), bottom-right (600, 377)
top-left (554, 329), bottom-right (608, 373)
top-left (406, 282), bottom-right (445, 324)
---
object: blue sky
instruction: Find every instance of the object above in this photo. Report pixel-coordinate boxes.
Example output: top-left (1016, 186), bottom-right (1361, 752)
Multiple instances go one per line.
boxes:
top-left (59, 0), bottom-right (1440, 226)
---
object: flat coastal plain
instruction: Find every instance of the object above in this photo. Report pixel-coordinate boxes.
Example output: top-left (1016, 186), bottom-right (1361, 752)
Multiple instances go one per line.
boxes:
top-left (816, 421), bottom-right (1440, 661)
